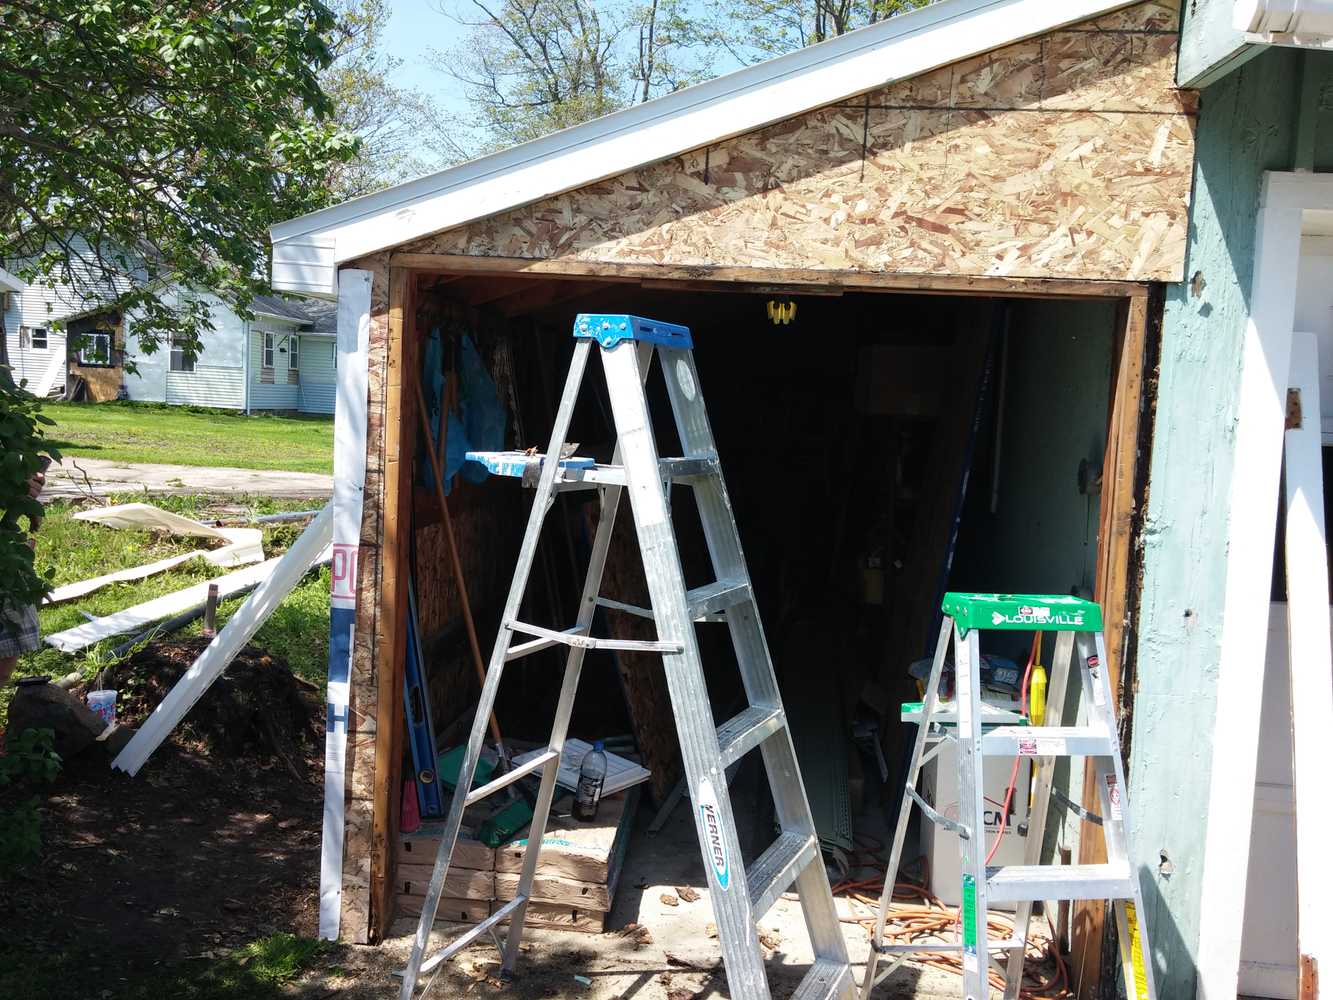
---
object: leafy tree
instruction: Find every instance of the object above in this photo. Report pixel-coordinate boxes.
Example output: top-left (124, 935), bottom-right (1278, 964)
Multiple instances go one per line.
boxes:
top-left (432, 0), bottom-right (711, 151)
top-left (0, 386), bottom-right (57, 613)
top-left (322, 0), bottom-right (465, 197)
top-left (0, 0), bottom-right (357, 363)
top-left (709, 0), bottom-right (931, 62)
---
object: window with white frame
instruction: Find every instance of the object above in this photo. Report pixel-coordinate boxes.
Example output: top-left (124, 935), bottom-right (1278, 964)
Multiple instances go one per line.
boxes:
top-left (169, 335), bottom-right (194, 373)
top-left (288, 335), bottom-right (300, 372)
top-left (78, 330), bottom-right (113, 367)
top-left (262, 331), bottom-right (275, 369)
top-left (22, 327), bottom-right (48, 350)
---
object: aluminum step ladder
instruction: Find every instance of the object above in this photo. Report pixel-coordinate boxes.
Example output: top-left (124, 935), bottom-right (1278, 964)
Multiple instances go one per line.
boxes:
top-left (859, 593), bottom-right (1156, 1000)
top-left (397, 314), bottom-right (855, 1000)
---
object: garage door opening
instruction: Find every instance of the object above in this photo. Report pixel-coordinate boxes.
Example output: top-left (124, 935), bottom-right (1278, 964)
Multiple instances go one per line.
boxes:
top-left (401, 270), bottom-right (1123, 910)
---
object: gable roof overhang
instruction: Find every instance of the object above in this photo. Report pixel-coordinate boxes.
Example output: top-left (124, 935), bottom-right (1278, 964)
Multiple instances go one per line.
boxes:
top-left (270, 0), bottom-right (1143, 298)
top-left (0, 266), bottom-right (25, 294)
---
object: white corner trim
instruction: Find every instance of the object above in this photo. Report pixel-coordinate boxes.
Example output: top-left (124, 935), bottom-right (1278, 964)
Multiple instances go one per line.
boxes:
top-left (270, 0), bottom-right (1135, 295)
top-left (0, 265), bottom-right (26, 293)
top-left (1195, 171), bottom-right (1330, 1000)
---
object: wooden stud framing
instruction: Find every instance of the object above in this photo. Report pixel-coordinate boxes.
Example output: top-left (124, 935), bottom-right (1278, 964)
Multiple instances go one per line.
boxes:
top-left (1074, 287), bottom-right (1157, 996)
top-left (369, 266), bottom-right (416, 939)
top-left (389, 252), bottom-right (1151, 302)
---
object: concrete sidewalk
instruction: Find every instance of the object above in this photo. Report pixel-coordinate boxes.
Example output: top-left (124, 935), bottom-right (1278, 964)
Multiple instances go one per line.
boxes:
top-left (44, 456), bottom-right (333, 501)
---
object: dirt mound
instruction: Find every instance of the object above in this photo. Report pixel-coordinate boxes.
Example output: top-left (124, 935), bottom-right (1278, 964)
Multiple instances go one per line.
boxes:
top-left (109, 638), bottom-right (323, 777)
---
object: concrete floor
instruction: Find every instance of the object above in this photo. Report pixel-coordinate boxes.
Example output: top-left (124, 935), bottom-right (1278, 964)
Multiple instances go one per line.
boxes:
top-left (366, 791), bottom-right (965, 1000)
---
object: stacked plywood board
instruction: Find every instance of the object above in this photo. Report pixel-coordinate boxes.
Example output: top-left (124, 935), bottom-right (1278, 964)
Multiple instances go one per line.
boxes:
top-left (395, 790), bottom-right (637, 933)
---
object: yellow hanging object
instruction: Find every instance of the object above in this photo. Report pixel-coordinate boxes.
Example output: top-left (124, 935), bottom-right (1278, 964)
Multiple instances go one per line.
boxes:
top-left (766, 300), bottom-right (797, 325)
top-left (1029, 662), bottom-right (1047, 726)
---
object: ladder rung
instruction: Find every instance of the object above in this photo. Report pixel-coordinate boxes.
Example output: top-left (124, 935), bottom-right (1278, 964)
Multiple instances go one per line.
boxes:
top-left (981, 725), bottom-right (1115, 757)
top-left (659, 456), bottom-right (718, 482)
top-left (506, 619), bottom-right (684, 654)
top-left (901, 701), bottom-right (1026, 726)
top-left (401, 895), bottom-right (528, 977)
top-left (686, 577), bottom-right (751, 619)
top-left (464, 750), bottom-right (558, 805)
top-left (747, 831), bottom-right (819, 919)
top-left (986, 862), bottom-right (1134, 903)
top-left (716, 705), bottom-right (784, 769)
top-left (791, 959), bottom-right (854, 1000)
top-left (506, 625), bottom-right (586, 661)
top-left (873, 936), bottom-right (1024, 955)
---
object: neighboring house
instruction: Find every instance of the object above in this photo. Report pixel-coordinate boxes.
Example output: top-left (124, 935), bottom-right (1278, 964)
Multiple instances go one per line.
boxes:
top-left (2, 246), bottom-right (337, 413)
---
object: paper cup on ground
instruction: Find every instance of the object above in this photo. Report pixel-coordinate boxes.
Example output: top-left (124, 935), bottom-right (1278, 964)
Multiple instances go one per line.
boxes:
top-left (87, 690), bottom-right (117, 726)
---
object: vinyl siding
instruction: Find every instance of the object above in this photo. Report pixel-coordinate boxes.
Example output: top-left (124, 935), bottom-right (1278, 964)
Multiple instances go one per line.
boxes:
top-left (298, 336), bottom-right (336, 414)
top-left (165, 366), bottom-right (244, 409)
top-left (123, 290), bottom-right (248, 405)
top-left (248, 326), bottom-right (300, 410)
top-left (3, 323), bottom-right (67, 394)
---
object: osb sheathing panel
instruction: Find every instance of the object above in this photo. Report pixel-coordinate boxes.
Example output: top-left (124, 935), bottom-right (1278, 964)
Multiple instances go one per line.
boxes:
top-left (403, 1), bottom-right (1194, 282)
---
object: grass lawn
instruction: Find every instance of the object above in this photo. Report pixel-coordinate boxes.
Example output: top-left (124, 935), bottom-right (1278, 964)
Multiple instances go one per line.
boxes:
top-left (41, 400), bottom-right (334, 474)
top-left (3, 494), bottom-right (330, 731)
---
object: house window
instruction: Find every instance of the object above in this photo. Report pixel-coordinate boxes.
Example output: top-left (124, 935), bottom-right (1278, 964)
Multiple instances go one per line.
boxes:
top-left (23, 327), bottom-right (48, 350)
top-left (79, 330), bottom-right (113, 367)
top-left (287, 335), bottom-right (300, 384)
top-left (262, 332), bottom-right (275, 369)
top-left (169, 336), bottom-right (194, 373)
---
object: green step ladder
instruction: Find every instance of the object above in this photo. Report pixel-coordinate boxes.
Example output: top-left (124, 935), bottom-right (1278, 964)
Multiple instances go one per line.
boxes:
top-left (860, 593), bottom-right (1156, 1000)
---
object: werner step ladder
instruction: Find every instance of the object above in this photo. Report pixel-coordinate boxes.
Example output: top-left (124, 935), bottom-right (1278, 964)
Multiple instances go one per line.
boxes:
top-left (859, 594), bottom-right (1156, 1000)
top-left (397, 315), bottom-right (854, 1000)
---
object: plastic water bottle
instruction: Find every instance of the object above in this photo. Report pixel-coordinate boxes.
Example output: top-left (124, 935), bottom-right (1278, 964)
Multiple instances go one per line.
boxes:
top-left (573, 741), bottom-right (607, 821)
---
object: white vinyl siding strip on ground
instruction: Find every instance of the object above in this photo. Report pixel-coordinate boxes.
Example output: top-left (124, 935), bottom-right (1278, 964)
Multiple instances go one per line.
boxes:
top-left (165, 366), bottom-right (244, 409)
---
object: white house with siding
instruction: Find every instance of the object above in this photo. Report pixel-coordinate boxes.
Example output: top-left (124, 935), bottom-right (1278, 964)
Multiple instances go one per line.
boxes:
top-left (2, 248), bottom-right (336, 414)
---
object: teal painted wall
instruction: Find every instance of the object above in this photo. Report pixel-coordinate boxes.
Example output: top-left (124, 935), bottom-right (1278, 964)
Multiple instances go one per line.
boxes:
top-left (1134, 47), bottom-right (1305, 996)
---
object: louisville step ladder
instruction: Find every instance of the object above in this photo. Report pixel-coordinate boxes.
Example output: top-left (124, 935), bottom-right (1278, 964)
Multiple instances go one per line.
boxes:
top-left (397, 314), bottom-right (854, 1000)
top-left (859, 594), bottom-right (1156, 1000)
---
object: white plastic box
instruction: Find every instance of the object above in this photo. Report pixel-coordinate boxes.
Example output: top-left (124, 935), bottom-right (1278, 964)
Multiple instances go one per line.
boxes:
top-left (919, 742), bottom-right (1032, 910)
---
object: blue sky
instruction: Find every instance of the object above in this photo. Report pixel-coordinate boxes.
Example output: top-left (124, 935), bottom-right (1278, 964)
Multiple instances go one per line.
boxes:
top-left (384, 0), bottom-right (469, 116)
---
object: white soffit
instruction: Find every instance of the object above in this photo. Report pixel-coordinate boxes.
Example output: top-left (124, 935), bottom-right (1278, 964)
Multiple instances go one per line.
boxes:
top-left (270, 0), bottom-right (1142, 297)
top-left (1236, 0), bottom-right (1333, 43)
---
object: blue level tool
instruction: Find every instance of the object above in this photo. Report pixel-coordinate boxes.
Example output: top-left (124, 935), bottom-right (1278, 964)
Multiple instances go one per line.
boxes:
top-left (403, 580), bottom-right (444, 818)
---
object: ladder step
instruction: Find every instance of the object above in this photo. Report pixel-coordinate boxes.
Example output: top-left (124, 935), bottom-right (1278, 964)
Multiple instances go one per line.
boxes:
top-left (686, 577), bottom-right (752, 619)
top-left (874, 936), bottom-right (1025, 955)
top-left (981, 725), bottom-right (1115, 758)
top-left (716, 705), bottom-right (785, 769)
top-left (466, 451), bottom-right (717, 489)
top-left (464, 750), bottom-right (558, 805)
top-left (401, 896), bottom-right (528, 977)
top-left (507, 619), bottom-right (684, 654)
top-left (986, 862), bottom-right (1134, 903)
top-left (791, 959), bottom-right (855, 1000)
top-left (747, 831), bottom-right (819, 919)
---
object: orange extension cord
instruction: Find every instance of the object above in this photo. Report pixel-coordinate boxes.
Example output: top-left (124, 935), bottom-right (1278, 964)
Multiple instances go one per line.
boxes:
top-left (833, 634), bottom-right (1071, 999)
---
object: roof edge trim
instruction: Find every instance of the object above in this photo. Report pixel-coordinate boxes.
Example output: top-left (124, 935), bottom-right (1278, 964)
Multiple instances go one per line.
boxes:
top-left (271, 0), bottom-right (1138, 295)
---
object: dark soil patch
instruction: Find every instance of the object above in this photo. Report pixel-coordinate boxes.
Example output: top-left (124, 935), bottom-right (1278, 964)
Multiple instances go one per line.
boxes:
top-left (1, 641), bottom-right (324, 998)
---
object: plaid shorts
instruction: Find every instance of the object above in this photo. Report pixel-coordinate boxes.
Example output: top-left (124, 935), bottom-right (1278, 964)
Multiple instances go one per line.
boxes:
top-left (0, 603), bottom-right (40, 659)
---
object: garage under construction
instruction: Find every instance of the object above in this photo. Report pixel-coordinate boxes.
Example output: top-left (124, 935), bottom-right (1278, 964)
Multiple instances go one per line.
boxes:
top-left (267, 1), bottom-right (1193, 996)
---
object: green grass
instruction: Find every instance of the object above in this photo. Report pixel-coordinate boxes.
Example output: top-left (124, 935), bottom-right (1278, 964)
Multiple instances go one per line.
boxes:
top-left (0, 933), bottom-right (334, 1000)
top-left (3, 495), bottom-right (330, 731)
top-left (40, 400), bottom-right (334, 474)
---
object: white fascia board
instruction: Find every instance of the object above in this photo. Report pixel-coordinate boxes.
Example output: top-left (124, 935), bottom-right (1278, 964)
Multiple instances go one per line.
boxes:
top-left (0, 266), bottom-right (26, 293)
top-left (270, 0), bottom-right (1133, 296)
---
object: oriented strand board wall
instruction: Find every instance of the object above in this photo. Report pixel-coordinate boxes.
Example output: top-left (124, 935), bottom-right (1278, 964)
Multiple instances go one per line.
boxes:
top-left (405, 1), bottom-right (1194, 282)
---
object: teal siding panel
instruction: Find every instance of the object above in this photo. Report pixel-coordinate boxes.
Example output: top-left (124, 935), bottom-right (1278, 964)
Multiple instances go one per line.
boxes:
top-left (165, 367), bottom-right (244, 409)
top-left (299, 338), bottom-right (336, 414)
top-left (1134, 47), bottom-right (1301, 998)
